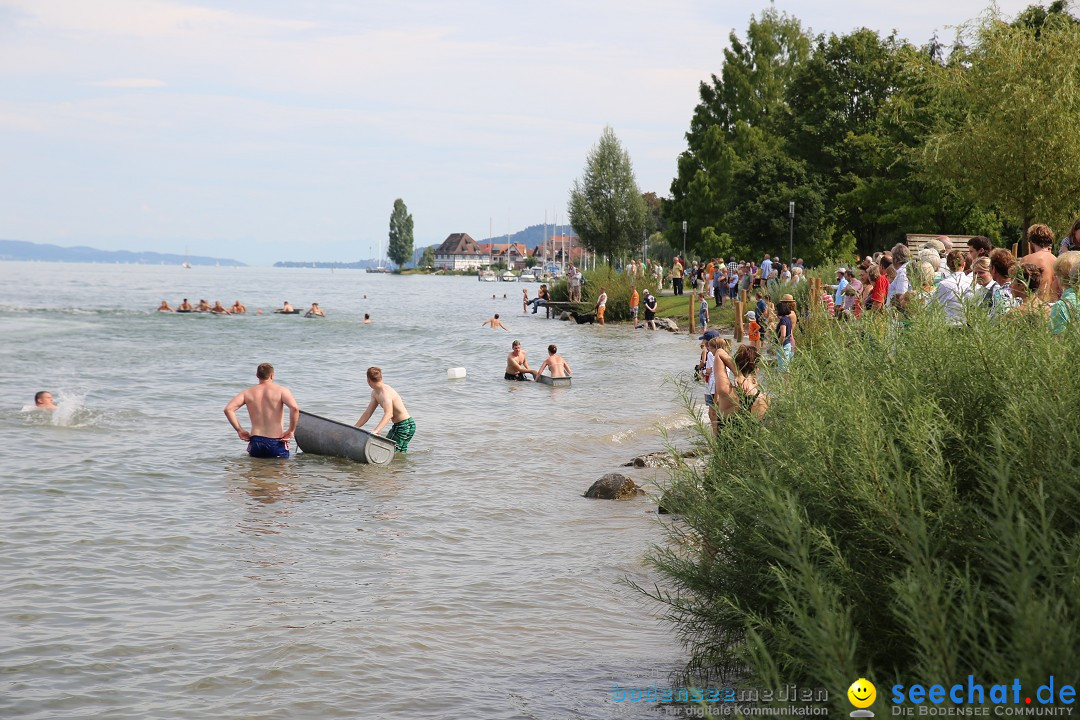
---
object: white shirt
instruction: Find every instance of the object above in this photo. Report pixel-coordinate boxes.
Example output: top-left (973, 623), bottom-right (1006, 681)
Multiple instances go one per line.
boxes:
top-left (887, 262), bottom-right (910, 306)
top-left (705, 351), bottom-right (716, 394)
top-left (833, 277), bottom-right (849, 309)
top-left (760, 258), bottom-right (773, 279)
top-left (934, 270), bottom-right (973, 325)
top-left (597, 292), bottom-right (607, 308)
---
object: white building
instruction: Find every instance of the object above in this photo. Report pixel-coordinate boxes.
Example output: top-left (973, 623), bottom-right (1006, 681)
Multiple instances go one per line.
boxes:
top-left (433, 233), bottom-right (490, 271)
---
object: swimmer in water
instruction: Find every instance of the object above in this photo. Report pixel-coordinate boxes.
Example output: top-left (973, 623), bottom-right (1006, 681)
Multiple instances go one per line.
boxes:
top-left (178, 298), bottom-right (193, 312)
top-left (304, 302), bottom-right (325, 317)
top-left (210, 300), bottom-right (231, 314)
top-left (34, 391), bottom-right (57, 411)
top-left (229, 299), bottom-right (246, 314)
top-left (195, 299), bottom-right (212, 312)
top-left (275, 301), bottom-right (295, 314)
top-left (483, 314), bottom-right (509, 331)
top-left (157, 300), bottom-right (174, 312)
top-left (363, 313), bottom-right (371, 324)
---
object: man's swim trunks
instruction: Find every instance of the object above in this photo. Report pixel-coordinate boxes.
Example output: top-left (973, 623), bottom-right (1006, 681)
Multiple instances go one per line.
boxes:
top-left (504, 372), bottom-right (530, 381)
top-left (386, 417), bottom-right (416, 453)
top-left (247, 435), bottom-right (290, 459)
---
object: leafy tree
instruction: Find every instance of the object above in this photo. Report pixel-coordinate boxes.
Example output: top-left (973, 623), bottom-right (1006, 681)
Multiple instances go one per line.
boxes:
top-left (419, 245), bottom-right (434, 268)
top-left (568, 126), bottom-right (648, 259)
top-left (922, 10), bottom-right (1080, 243)
top-left (387, 198), bottom-right (414, 268)
top-left (690, 7), bottom-right (811, 138)
top-left (665, 10), bottom-right (810, 254)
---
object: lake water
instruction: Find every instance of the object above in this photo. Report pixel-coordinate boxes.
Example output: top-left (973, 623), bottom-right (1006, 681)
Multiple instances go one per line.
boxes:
top-left (0, 262), bottom-right (698, 719)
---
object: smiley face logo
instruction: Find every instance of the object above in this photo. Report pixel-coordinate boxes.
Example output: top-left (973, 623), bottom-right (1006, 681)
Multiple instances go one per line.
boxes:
top-left (848, 678), bottom-right (876, 709)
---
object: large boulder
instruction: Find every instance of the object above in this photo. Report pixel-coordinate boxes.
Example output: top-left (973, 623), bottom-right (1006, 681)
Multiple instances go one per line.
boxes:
top-left (584, 473), bottom-right (645, 500)
top-left (654, 317), bottom-right (680, 332)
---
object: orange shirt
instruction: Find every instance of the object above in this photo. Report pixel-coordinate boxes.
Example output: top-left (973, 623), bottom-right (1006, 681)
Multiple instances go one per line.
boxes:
top-left (748, 321), bottom-right (761, 342)
top-left (630, 290), bottom-right (639, 309)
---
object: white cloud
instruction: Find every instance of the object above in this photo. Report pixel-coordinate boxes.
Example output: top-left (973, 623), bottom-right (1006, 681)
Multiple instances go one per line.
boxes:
top-left (88, 77), bottom-right (166, 88)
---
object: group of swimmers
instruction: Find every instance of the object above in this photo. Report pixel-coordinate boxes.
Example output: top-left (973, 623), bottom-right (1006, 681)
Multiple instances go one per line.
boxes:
top-left (155, 299), bottom-right (370, 321)
top-left (224, 363), bottom-right (414, 458)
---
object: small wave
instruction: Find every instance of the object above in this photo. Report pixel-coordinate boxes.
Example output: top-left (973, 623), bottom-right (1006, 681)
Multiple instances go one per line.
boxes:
top-left (20, 390), bottom-right (98, 428)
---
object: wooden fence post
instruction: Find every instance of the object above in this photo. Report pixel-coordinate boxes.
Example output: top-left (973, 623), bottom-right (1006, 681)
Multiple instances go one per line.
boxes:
top-left (734, 300), bottom-right (744, 342)
top-left (688, 295), bottom-right (696, 335)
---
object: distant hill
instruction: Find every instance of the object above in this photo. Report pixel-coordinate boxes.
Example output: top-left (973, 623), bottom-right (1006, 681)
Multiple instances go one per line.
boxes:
top-left (480, 224), bottom-right (574, 249)
top-left (274, 260), bottom-right (384, 269)
top-left (0, 239), bottom-right (245, 266)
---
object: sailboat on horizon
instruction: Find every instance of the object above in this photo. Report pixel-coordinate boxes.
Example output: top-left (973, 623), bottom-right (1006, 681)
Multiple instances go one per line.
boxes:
top-left (182, 246), bottom-right (192, 269)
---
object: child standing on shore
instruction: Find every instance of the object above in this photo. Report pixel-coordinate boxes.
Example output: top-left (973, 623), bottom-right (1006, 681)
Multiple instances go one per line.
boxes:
top-left (746, 310), bottom-right (761, 348)
top-left (698, 293), bottom-right (709, 329)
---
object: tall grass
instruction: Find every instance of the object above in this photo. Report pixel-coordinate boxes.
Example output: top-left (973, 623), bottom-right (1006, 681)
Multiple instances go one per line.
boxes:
top-left (645, 306), bottom-right (1080, 712)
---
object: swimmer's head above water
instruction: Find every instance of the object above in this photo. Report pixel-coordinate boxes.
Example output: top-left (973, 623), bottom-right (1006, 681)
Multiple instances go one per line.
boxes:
top-left (34, 391), bottom-right (56, 411)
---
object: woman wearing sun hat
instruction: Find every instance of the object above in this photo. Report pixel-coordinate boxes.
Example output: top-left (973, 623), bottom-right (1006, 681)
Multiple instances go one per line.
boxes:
top-left (775, 293), bottom-right (797, 372)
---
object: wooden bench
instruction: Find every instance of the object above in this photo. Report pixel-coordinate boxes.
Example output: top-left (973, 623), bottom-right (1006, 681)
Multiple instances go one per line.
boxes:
top-left (544, 301), bottom-right (589, 319)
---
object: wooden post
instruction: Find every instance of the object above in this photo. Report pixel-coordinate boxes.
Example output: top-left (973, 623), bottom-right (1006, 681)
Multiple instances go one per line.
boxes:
top-left (734, 300), bottom-right (744, 342)
top-left (1012, 242), bottom-right (1019, 256)
top-left (688, 295), bottom-right (696, 335)
top-left (739, 289), bottom-right (747, 304)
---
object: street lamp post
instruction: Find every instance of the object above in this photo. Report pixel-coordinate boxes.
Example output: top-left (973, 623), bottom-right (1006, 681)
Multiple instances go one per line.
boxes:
top-left (788, 201), bottom-right (795, 266)
top-left (681, 220), bottom-right (687, 261)
top-left (642, 229), bottom-right (647, 263)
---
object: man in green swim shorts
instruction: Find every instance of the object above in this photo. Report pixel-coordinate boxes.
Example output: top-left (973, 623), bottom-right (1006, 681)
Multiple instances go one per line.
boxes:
top-left (354, 366), bottom-right (415, 453)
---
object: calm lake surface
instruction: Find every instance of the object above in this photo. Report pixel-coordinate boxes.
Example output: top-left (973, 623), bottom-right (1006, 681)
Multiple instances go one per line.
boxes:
top-left (0, 262), bottom-right (699, 719)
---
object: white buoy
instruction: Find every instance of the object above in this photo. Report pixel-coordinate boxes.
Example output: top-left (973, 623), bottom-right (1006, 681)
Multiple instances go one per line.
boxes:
top-left (447, 367), bottom-right (467, 379)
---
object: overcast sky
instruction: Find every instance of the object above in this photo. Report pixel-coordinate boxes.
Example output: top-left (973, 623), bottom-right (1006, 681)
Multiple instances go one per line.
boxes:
top-left (0, 0), bottom-right (1032, 264)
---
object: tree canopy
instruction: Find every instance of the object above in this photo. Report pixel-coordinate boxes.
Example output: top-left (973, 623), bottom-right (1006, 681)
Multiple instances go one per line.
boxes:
top-left (387, 198), bottom-right (414, 268)
top-left (663, 2), bottom-right (1080, 262)
top-left (568, 126), bottom-right (648, 260)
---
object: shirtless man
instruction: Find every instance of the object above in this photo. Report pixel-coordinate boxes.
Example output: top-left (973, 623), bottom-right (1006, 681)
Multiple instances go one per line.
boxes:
top-left (275, 301), bottom-right (295, 314)
top-left (504, 340), bottom-right (536, 381)
top-left (483, 313), bottom-right (509, 331)
top-left (210, 300), bottom-right (231, 314)
top-left (178, 298), bottom-right (193, 312)
top-left (534, 344), bottom-right (571, 380)
top-left (229, 299), bottom-right (246, 314)
top-left (1021, 224), bottom-right (1059, 300)
top-left (157, 300), bottom-right (174, 312)
top-left (195, 299), bottom-right (212, 312)
top-left (354, 367), bottom-right (415, 453)
top-left (363, 313), bottom-right (371, 324)
top-left (223, 363), bottom-right (300, 459)
top-left (34, 391), bottom-right (57, 411)
top-left (304, 302), bottom-right (325, 317)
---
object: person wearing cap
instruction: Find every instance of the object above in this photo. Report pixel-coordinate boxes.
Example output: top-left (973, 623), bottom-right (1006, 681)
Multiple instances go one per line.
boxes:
top-left (642, 289), bottom-right (657, 330)
top-left (746, 310), bottom-right (761, 347)
top-left (696, 329), bottom-right (717, 381)
top-left (828, 267), bottom-right (849, 315)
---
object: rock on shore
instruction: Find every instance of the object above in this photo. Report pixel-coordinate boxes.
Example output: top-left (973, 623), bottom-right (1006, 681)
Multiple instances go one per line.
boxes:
top-left (584, 473), bottom-right (645, 500)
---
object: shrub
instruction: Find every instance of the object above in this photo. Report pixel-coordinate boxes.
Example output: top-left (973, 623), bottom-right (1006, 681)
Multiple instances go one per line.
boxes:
top-left (548, 265), bottom-right (642, 321)
top-left (645, 306), bottom-right (1080, 712)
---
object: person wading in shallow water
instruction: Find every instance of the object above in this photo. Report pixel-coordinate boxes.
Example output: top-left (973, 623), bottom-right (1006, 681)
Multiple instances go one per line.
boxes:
top-left (354, 367), bottom-right (415, 453)
top-left (224, 363), bottom-right (300, 459)
top-left (534, 344), bottom-right (571, 380)
top-left (504, 340), bottom-right (536, 381)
